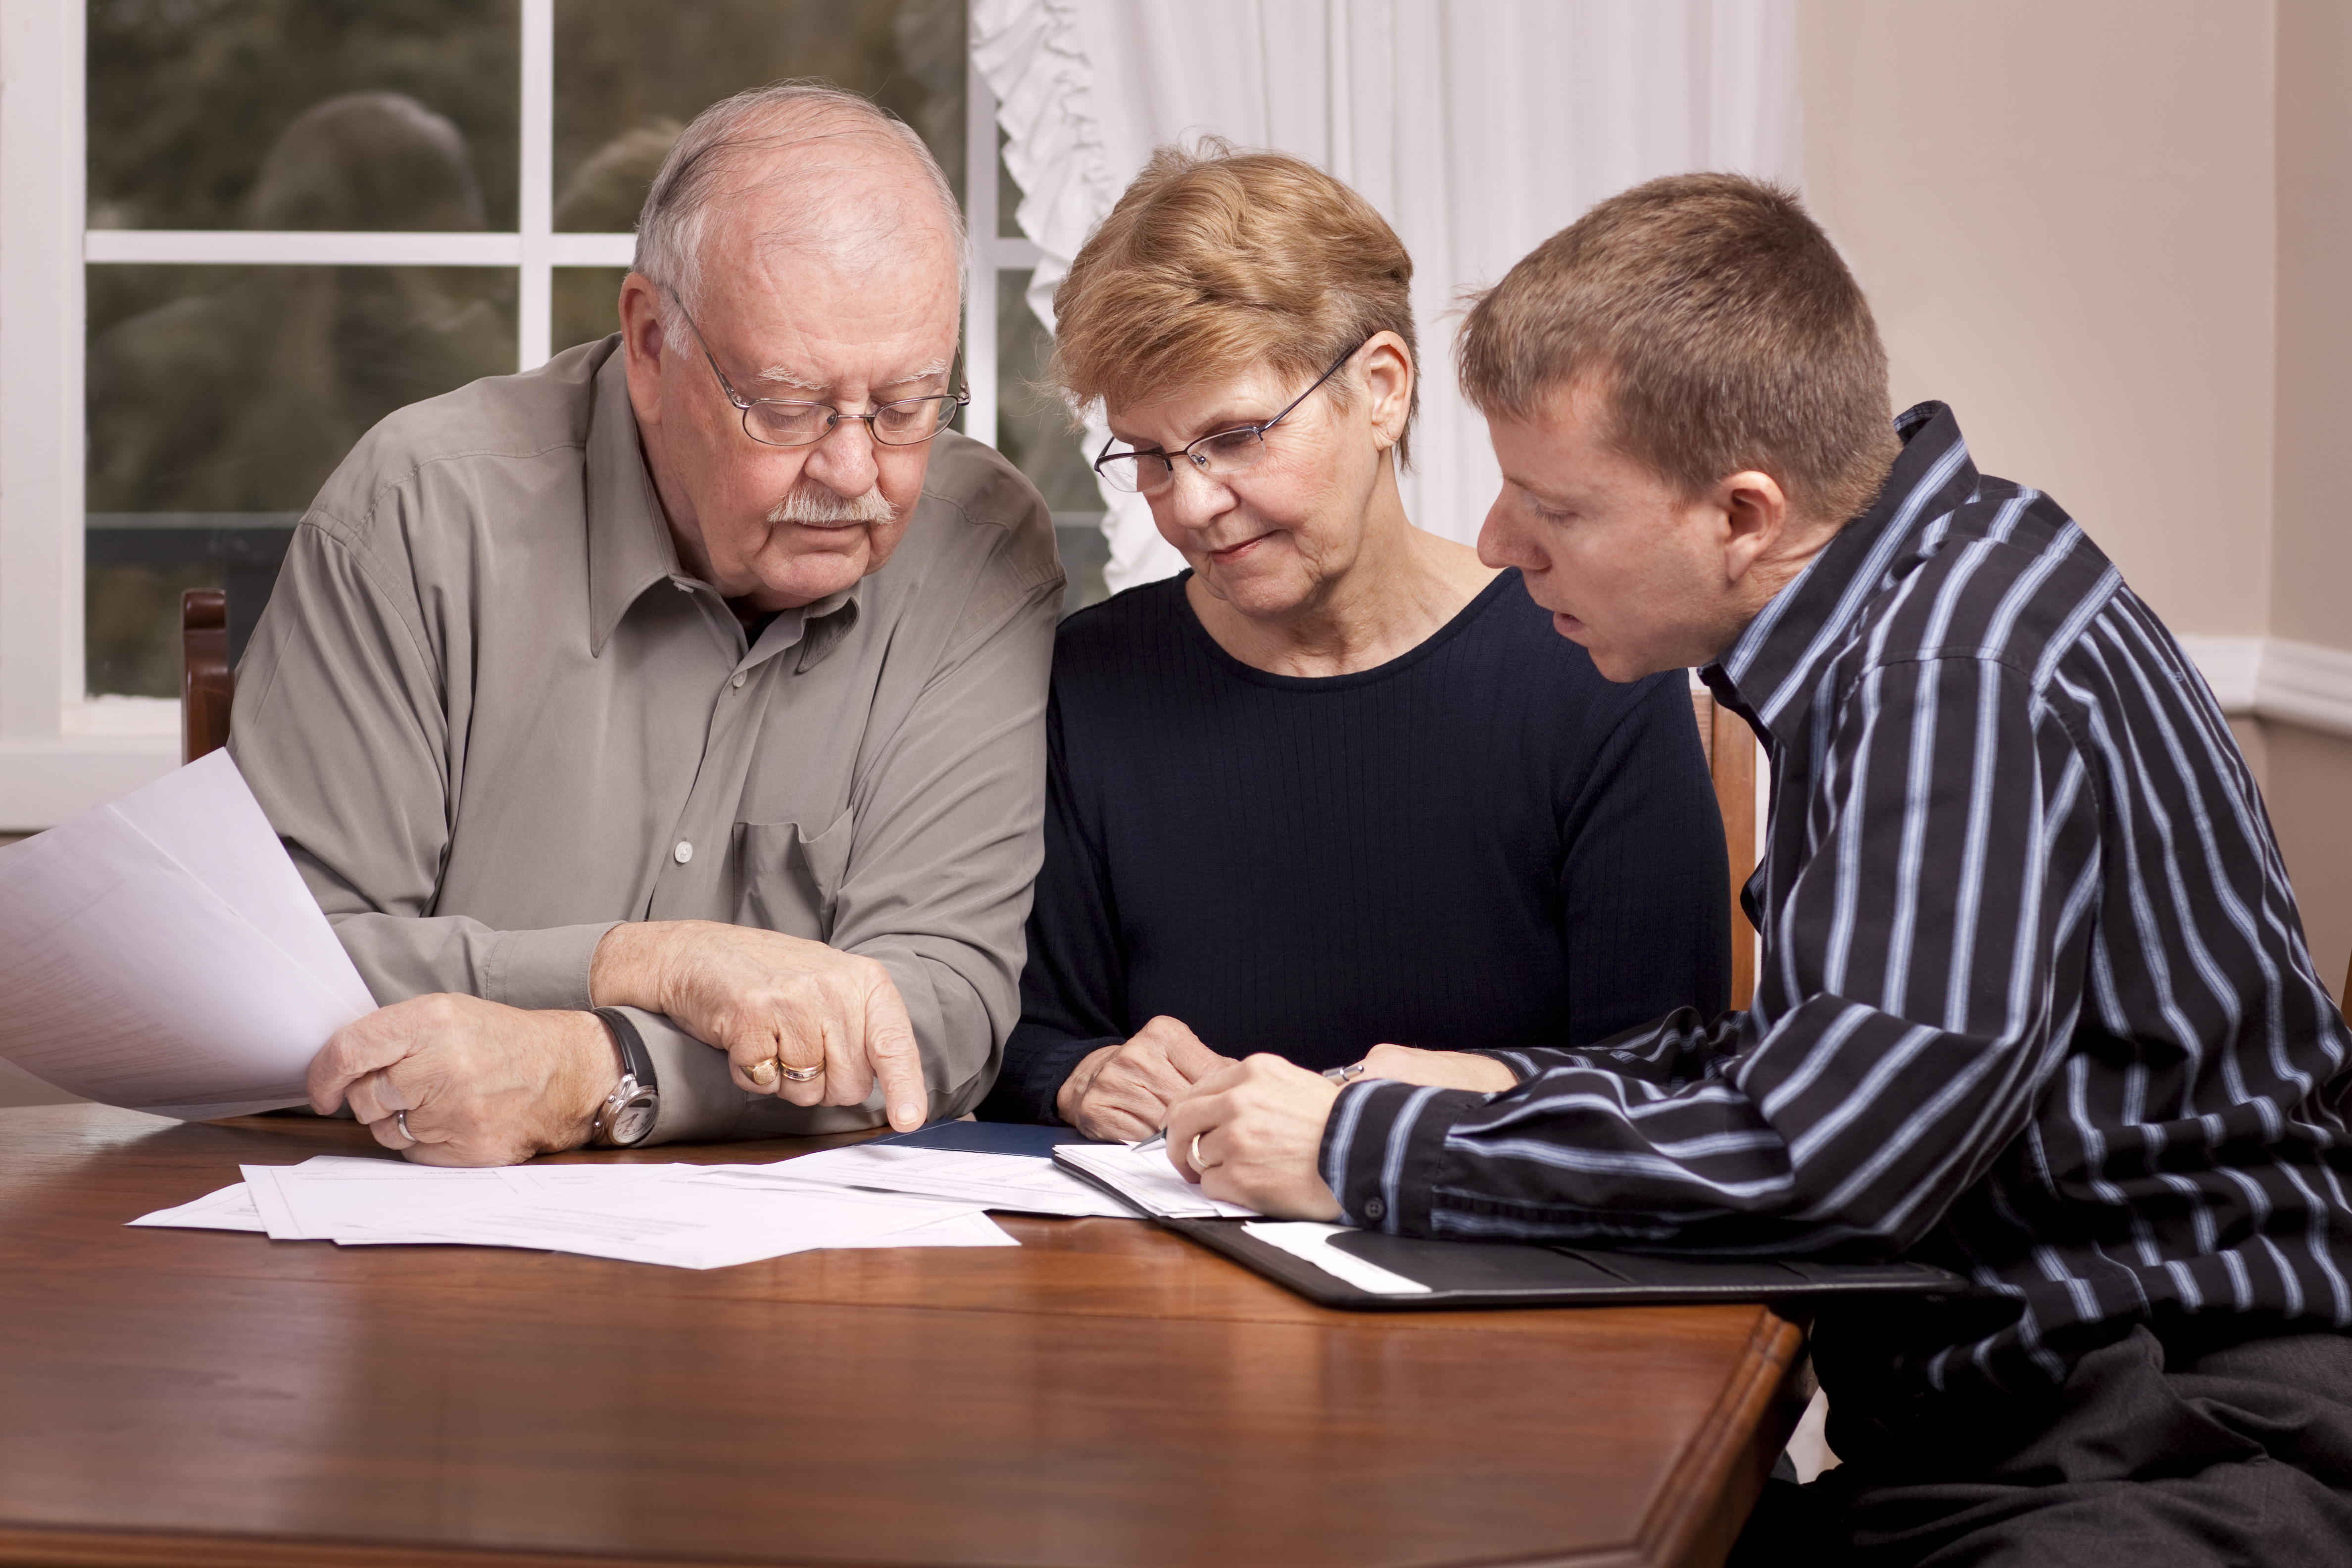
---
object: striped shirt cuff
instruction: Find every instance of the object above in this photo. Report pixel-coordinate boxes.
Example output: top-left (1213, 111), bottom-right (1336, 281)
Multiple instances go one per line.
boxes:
top-left (1318, 1079), bottom-right (1487, 1234)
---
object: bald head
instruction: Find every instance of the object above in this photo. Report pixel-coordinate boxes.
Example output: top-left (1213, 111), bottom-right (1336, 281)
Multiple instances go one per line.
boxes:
top-left (634, 83), bottom-right (964, 336)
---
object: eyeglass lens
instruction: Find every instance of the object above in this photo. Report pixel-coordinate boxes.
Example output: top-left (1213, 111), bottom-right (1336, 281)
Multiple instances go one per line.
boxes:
top-left (742, 396), bottom-right (961, 448)
top-left (1097, 427), bottom-right (1267, 494)
top-left (1094, 339), bottom-right (1363, 494)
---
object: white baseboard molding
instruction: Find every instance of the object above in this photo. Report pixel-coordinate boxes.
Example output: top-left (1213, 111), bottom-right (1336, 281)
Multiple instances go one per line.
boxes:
top-left (2176, 635), bottom-right (2352, 739)
top-left (2257, 639), bottom-right (2352, 738)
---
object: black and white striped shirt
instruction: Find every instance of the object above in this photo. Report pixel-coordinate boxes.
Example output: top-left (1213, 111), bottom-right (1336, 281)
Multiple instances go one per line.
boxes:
top-left (1322, 402), bottom-right (2352, 1406)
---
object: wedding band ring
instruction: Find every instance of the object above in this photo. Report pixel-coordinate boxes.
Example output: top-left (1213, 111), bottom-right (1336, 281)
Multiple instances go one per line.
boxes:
top-left (1190, 1131), bottom-right (1217, 1172)
top-left (395, 1110), bottom-right (411, 1143)
top-left (746, 1059), bottom-right (779, 1087)
top-left (778, 1061), bottom-right (825, 1083)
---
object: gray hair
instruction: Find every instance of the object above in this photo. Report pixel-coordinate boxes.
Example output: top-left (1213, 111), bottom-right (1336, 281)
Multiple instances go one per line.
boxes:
top-left (634, 81), bottom-right (966, 341)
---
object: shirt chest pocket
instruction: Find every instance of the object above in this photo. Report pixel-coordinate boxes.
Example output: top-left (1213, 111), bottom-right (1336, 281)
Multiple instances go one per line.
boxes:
top-left (734, 812), bottom-right (854, 941)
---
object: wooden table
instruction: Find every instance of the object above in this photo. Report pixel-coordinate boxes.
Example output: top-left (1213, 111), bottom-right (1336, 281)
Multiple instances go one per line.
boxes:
top-left (0, 1105), bottom-right (1803, 1568)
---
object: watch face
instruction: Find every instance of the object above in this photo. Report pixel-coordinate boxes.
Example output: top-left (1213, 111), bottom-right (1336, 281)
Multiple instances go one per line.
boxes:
top-left (610, 1091), bottom-right (659, 1146)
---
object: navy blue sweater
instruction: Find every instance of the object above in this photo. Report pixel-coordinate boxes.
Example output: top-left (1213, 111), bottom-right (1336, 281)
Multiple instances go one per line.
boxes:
top-left (979, 569), bottom-right (1731, 1123)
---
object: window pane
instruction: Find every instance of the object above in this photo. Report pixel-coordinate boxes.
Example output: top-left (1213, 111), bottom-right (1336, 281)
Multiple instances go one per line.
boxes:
top-left (87, 0), bottom-right (520, 232)
top-left (993, 271), bottom-right (1108, 613)
top-left (555, 266), bottom-right (632, 356)
top-left (999, 125), bottom-right (1023, 240)
top-left (553, 0), bottom-right (967, 233)
top-left (86, 264), bottom-right (516, 695)
top-left (992, 272), bottom-right (1095, 512)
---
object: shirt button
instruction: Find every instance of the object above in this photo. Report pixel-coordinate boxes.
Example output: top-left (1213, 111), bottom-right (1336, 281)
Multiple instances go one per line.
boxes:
top-left (673, 840), bottom-right (693, 865)
top-left (731, 671), bottom-right (747, 689)
top-left (1363, 1197), bottom-right (1386, 1222)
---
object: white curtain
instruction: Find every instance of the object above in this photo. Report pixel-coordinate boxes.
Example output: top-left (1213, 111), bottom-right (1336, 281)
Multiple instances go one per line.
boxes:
top-left (973, 0), bottom-right (1802, 592)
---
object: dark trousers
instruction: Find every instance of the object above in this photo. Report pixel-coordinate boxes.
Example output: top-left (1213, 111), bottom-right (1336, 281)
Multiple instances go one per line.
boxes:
top-left (1731, 1325), bottom-right (2352, 1566)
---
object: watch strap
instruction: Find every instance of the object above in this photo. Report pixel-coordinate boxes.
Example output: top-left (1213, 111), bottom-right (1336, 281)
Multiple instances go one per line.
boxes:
top-left (590, 1007), bottom-right (657, 1090)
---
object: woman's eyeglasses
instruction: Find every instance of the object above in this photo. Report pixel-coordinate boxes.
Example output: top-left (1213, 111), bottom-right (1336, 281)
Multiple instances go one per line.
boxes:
top-left (1092, 341), bottom-right (1365, 495)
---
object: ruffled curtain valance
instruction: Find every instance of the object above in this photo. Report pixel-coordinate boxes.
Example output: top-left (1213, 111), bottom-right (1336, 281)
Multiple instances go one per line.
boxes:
top-left (973, 0), bottom-right (1802, 592)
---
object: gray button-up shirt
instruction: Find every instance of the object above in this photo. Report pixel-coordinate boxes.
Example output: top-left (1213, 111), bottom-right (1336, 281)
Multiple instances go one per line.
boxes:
top-left (229, 336), bottom-right (1063, 1141)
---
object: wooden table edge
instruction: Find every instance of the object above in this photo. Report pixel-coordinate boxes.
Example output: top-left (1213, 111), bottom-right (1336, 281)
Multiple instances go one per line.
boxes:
top-left (0, 1310), bottom-right (1809, 1568)
top-left (1629, 1308), bottom-right (1808, 1568)
top-left (0, 1522), bottom-right (868, 1568)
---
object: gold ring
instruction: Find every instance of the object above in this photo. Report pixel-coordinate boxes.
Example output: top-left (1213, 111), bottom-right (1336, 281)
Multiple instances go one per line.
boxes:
top-left (395, 1109), bottom-right (412, 1143)
top-left (1190, 1131), bottom-right (1217, 1171)
top-left (779, 1061), bottom-right (824, 1083)
top-left (745, 1058), bottom-right (779, 1087)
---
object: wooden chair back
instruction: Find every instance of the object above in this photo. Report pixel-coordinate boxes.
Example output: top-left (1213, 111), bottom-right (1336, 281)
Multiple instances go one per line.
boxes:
top-left (182, 588), bottom-right (234, 765)
top-left (1691, 686), bottom-right (1759, 1011)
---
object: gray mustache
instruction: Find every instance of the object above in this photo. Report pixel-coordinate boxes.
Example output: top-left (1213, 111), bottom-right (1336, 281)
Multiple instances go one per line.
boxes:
top-left (767, 486), bottom-right (896, 526)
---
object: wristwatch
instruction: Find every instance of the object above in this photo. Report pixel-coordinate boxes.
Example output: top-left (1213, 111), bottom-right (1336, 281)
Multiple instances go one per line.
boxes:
top-left (587, 1007), bottom-right (661, 1148)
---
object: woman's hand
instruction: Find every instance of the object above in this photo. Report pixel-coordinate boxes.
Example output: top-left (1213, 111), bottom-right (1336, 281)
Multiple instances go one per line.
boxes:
top-left (1057, 1016), bottom-right (1235, 1141)
top-left (1359, 1043), bottom-right (1519, 1092)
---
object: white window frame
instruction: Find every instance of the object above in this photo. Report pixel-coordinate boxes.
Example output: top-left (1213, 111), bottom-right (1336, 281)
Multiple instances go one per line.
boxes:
top-left (960, 51), bottom-right (1041, 456)
top-left (0, 0), bottom-right (1032, 827)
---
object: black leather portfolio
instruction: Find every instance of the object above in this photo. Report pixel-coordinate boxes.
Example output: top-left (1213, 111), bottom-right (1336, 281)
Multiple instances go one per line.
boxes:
top-left (1158, 1217), bottom-right (1967, 1311)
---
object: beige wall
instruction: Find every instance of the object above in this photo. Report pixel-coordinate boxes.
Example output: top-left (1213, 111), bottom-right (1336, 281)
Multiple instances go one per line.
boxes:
top-left (2271, 0), bottom-right (2352, 1000)
top-left (2273, 0), bottom-right (2352, 658)
top-left (1803, 0), bottom-right (2349, 1005)
top-left (1802, 0), bottom-right (2276, 639)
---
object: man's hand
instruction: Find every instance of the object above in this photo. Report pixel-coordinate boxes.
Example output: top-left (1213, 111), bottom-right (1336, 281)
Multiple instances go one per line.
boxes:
top-left (1056, 1016), bottom-right (1235, 1141)
top-left (591, 921), bottom-right (927, 1131)
top-left (308, 994), bottom-right (616, 1166)
top-left (1163, 1054), bottom-right (1344, 1220)
top-left (1360, 1043), bottom-right (1520, 1092)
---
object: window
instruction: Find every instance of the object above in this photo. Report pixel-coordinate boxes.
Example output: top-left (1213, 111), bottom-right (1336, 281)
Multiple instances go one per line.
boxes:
top-left (0, 3), bottom-right (1096, 823)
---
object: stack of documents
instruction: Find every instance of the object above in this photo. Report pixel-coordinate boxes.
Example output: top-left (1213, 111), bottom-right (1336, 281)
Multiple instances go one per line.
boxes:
top-left (0, 751), bottom-right (372, 1118)
top-left (728, 1139), bottom-right (1142, 1218)
top-left (132, 1155), bottom-right (1017, 1270)
top-left (1052, 1142), bottom-right (1261, 1219)
top-left (125, 1132), bottom-right (1253, 1269)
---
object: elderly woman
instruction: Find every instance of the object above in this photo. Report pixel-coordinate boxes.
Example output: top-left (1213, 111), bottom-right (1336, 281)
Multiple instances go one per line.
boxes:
top-left (978, 148), bottom-right (1728, 1138)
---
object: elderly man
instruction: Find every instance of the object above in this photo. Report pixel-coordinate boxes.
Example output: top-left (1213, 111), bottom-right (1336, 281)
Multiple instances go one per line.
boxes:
top-left (1169, 174), bottom-right (2352, 1564)
top-left (229, 84), bottom-right (1061, 1165)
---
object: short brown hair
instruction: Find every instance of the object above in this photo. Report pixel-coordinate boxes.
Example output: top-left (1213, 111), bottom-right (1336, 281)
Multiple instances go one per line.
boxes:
top-left (1458, 173), bottom-right (1898, 525)
top-left (1052, 144), bottom-right (1419, 466)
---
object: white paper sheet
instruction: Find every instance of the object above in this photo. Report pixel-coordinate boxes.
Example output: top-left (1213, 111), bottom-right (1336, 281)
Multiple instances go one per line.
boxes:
top-left (830, 1210), bottom-right (1019, 1248)
top-left (1240, 1222), bottom-right (1432, 1295)
top-left (240, 1157), bottom-right (550, 1241)
top-left (107, 751), bottom-right (376, 1019)
top-left (338, 1174), bottom-right (980, 1270)
top-left (707, 1143), bottom-right (1139, 1218)
top-left (124, 1181), bottom-right (268, 1233)
top-left (163, 1156), bottom-right (1005, 1270)
top-left (0, 751), bottom-right (374, 1118)
top-left (1051, 1143), bottom-right (1260, 1220)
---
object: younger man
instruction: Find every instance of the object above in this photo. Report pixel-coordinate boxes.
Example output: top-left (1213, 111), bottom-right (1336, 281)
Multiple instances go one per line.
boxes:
top-left (1168, 174), bottom-right (2352, 1562)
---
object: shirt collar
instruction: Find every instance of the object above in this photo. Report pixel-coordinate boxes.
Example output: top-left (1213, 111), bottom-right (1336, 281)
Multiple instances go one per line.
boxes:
top-left (1705, 401), bottom-right (1978, 743)
top-left (585, 341), bottom-right (863, 666)
top-left (586, 343), bottom-right (683, 656)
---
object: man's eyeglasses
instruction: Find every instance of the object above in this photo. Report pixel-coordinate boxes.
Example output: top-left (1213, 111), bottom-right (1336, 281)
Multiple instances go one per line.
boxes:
top-left (1092, 341), bottom-right (1366, 495)
top-left (670, 290), bottom-right (968, 448)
